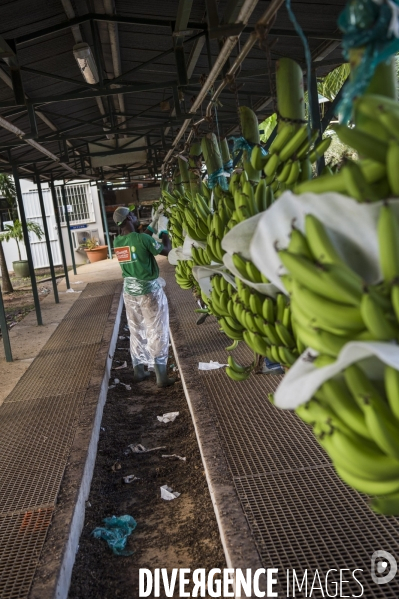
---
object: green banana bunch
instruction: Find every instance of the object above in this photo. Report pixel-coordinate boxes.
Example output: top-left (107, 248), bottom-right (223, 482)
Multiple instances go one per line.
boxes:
top-left (294, 360), bottom-right (399, 512)
top-left (232, 277), bottom-right (298, 368)
top-left (225, 354), bottom-right (254, 382)
top-left (294, 93), bottom-right (399, 202)
top-left (175, 260), bottom-right (195, 290)
top-left (232, 253), bottom-right (269, 284)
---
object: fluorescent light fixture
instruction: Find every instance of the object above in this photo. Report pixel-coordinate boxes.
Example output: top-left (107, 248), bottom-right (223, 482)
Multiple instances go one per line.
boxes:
top-left (73, 43), bottom-right (99, 85)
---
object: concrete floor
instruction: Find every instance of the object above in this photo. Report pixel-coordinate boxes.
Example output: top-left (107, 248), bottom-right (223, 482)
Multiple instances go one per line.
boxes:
top-left (0, 258), bottom-right (122, 405)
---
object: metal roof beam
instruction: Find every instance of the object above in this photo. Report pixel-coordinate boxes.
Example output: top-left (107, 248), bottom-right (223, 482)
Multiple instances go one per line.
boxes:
top-left (24, 80), bottom-right (181, 106)
top-left (20, 65), bottom-right (95, 88)
top-left (15, 14), bottom-right (207, 46)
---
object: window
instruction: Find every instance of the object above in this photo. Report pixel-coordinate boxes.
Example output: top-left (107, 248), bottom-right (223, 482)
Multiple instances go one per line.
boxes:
top-left (55, 183), bottom-right (94, 224)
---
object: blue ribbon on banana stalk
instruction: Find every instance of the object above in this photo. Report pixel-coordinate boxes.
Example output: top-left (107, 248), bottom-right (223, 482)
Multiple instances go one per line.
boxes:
top-left (207, 167), bottom-right (230, 191)
top-left (338, 0), bottom-right (399, 123)
top-left (231, 137), bottom-right (267, 168)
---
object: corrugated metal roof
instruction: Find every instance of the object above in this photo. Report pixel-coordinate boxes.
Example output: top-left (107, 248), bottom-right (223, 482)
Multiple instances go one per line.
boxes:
top-left (0, 0), bottom-right (348, 181)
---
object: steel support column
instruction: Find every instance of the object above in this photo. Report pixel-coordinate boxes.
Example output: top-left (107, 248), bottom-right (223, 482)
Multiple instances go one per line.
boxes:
top-left (308, 66), bottom-right (325, 174)
top-left (97, 184), bottom-right (112, 260)
top-left (12, 163), bottom-right (42, 326)
top-left (0, 284), bottom-right (12, 361)
top-left (35, 168), bottom-right (59, 303)
top-left (49, 180), bottom-right (70, 289)
top-left (61, 184), bottom-right (77, 275)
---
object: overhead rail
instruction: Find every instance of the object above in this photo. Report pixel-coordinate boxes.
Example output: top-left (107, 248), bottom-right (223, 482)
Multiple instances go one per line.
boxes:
top-left (162, 0), bottom-right (286, 170)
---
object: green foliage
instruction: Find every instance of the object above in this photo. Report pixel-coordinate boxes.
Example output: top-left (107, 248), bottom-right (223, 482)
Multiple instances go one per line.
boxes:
top-left (80, 237), bottom-right (99, 250)
top-left (0, 219), bottom-right (44, 261)
top-left (0, 173), bottom-right (17, 219)
top-left (259, 113), bottom-right (277, 143)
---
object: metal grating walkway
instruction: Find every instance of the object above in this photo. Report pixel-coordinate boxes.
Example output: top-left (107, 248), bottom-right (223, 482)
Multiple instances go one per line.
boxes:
top-left (0, 281), bottom-right (120, 599)
top-left (161, 260), bottom-right (399, 598)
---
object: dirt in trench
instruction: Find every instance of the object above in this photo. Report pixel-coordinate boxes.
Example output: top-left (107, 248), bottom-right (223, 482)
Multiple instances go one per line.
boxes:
top-left (68, 309), bottom-right (226, 599)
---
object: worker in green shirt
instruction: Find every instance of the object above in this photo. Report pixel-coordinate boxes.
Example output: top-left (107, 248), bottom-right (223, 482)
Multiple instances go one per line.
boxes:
top-left (113, 206), bottom-right (175, 387)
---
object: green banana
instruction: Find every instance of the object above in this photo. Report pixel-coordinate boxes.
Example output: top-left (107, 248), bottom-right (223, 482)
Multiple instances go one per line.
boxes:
top-left (378, 204), bottom-right (399, 283)
top-left (225, 366), bottom-right (251, 381)
top-left (292, 280), bottom-right (365, 332)
top-left (225, 340), bottom-right (239, 351)
top-left (325, 428), bottom-right (399, 481)
top-left (305, 214), bottom-right (344, 265)
top-left (371, 492), bottom-right (399, 515)
top-left (275, 321), bottom-right (295, 348)
top-left (334, 463), bottom-right (399, 495)
top-left (319, 378), bottom-right (371, 439)
top-left (362, 396), bottom-right (399, 460)
top-left (342, 160), bottom-right (379, 203)
top-left (219, 317), bottom-right (244, 340)
top-left (285, 160), bottom-right (301, 186)
top-left (331, 124), bottom-right (388, 164)
top-left (384, 365), bottom-right (399, 421)
top-left (279, 251), bottom-right (363, 306)
top-left (360, 292), bottom-right (399, 340)
top-left (308, 137), bottom-right (332, 163)
top-left (279, 125), bottom-right (309, 162)
top-left (344, 363), bottom-right (385, 410)
top-left (387, 141), bottom-right (399, 195)
top-left (287, 228), bottom-right (313, 259)
top-left (228, 355), bottom-right (248, 373)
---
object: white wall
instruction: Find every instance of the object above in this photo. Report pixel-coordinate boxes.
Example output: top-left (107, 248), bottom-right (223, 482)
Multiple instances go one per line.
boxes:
top-left (0, 179), bottom-right (105, 275)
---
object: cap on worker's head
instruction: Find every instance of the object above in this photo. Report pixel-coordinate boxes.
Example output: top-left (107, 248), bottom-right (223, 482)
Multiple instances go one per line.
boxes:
top-left (113, 206), bottom-right (130, 226)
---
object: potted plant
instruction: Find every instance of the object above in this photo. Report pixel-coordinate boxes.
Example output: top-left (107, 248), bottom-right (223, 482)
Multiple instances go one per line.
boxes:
top-left (80, 238), bottom-right (108, 263)
top-left (0, 219), bottom-right (43, 278)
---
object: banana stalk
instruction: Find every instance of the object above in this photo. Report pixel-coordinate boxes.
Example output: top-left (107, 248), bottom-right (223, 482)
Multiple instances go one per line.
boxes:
top-left (239, 106), bottom-right (260, 145)
top-left (189, 142), bottom-right (203, 198)
top-left (220, 137), bottom-right (231, 165)
top-left (201, 133), bottom-right (223, 175)
top-left (276, 58), bottom-right (305, 132)
top-left (178, 156), bottom-right (190, 195)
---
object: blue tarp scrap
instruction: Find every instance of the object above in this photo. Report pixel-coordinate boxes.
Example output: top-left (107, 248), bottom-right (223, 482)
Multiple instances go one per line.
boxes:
top-left (92, 514), bottom-right (137, 556)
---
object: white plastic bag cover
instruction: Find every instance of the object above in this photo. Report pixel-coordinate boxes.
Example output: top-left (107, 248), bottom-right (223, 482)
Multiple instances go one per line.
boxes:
top-left (274, 341), bottom-right (399, 410)
top-left (192, 264), bottom-right (234, 297)
top-left (249, 192), bottom-right (399, 293)
top-left (157, 214), bottom-right (169, 233)
top-left (124, 284), bottom-right (170, 367)
top-left (183, 235), bottom-right (206, 255)
top-left (222, 253), bottom-right (280, 298)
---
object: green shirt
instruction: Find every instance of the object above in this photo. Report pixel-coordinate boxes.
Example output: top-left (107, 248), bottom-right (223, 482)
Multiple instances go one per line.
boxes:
top-left (114, 231), bottom-right (163, 294)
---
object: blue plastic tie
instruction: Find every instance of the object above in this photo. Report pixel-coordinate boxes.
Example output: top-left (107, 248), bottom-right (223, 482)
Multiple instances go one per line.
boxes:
top-left (285, 0), bottom-right (312, 132)
top-left (337, 0), bottom-right (399, 123)
top-left (208, 167), bottom-right (229, 191)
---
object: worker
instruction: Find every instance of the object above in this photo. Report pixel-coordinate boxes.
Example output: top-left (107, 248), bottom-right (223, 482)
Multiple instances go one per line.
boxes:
top-left (112, 206), bottom-right (175, 388)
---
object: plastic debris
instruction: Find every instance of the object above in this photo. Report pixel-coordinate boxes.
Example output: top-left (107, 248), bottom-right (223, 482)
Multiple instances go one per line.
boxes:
top-left (157, 412), bottom-right (179, 424)
top-left (123, 475), bottom-right (140, 484)
top-left (198, 361), bottom-right (228, 370)
top-left (108, 385), bottom-right (116, 390)
top-left (162, 454), bottom-right (186, 462)
top-left (114, 361), bottom-right (128, 370)
top-left (111, 461), bottom-right (121, 472)
top-left (118, 336), bottom-right (126, 340)
top-left (129, 443), bottom-right (166, 454)
top-left (65, 288), bottom-right (81, 293)
top-left (114, 378), bottom-right (120, 384)
top-left (160, 485), bottom-right (181, 501)
top-left (92, 515), bottom-right (137, 555)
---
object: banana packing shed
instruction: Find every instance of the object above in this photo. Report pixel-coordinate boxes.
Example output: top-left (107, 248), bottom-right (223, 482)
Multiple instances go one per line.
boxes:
top-left (0, 2), bottom-right (381, 599)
